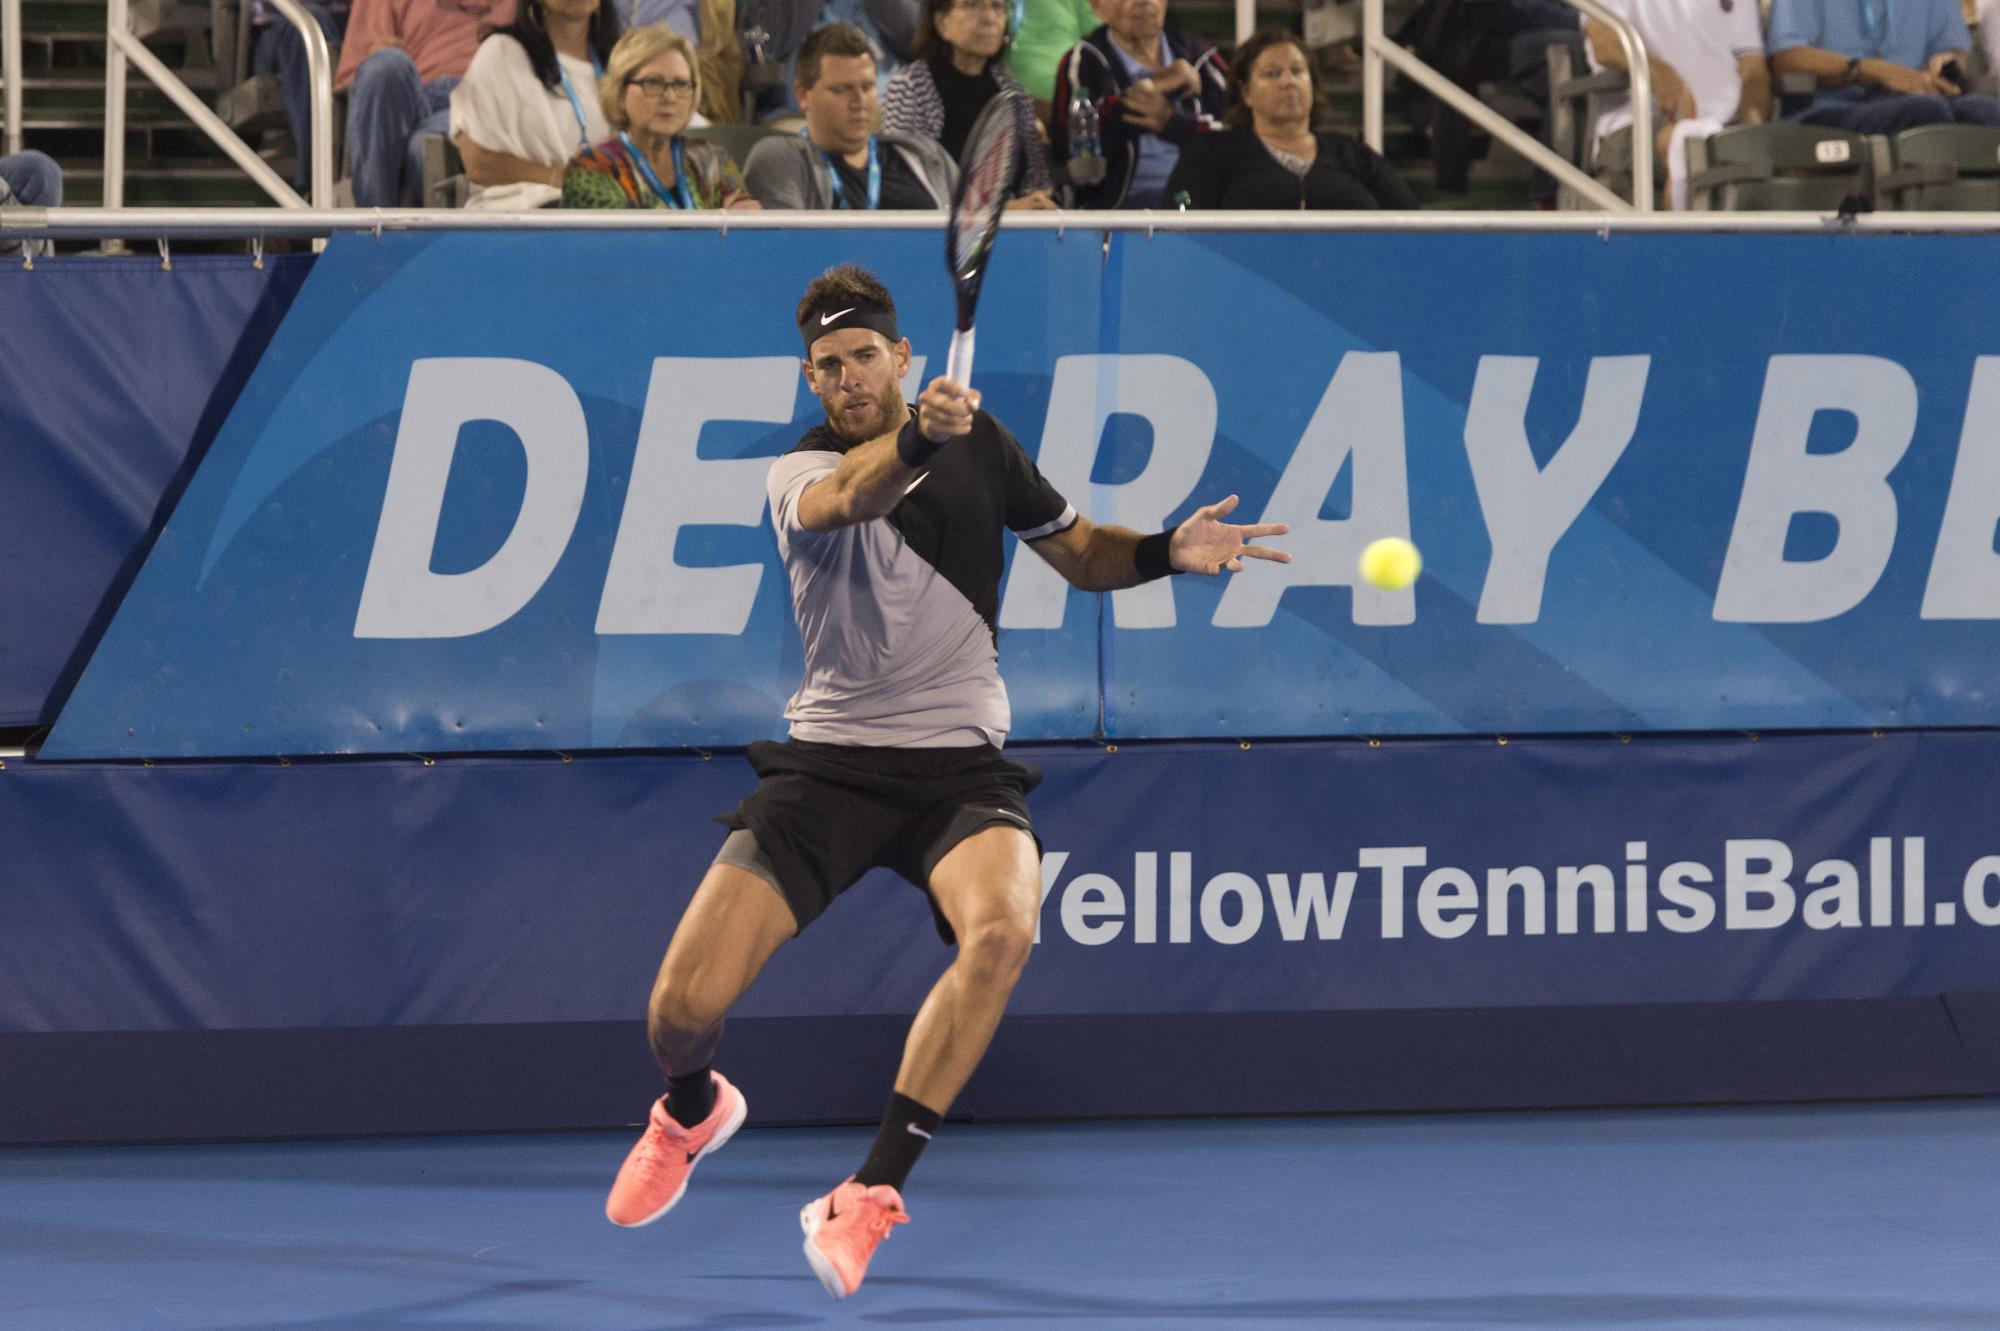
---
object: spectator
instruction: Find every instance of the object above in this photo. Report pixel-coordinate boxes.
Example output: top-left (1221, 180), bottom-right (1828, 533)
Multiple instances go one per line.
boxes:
top-left (880, 0), bottom-right (1055, 204)
top-left (247, 0), bottom-right (344, 196)
top-left (0, 151), bottom-right (61, 257)
top-left (1769, 0), bottom-right (2000, 132)
top-left (1012, 0), bottom-right (1095, 106)
top-left (340, 0), bottom-right (518, 207)
top-left (1398, 0), bottom-right (1576, 196)
top-left (743, 23), bottom-right (959, 206)
top-left (1165, 27), bottom-right (1416, 209)
top-left (1050, 0), bottom-right (1226, 209)
top-left (0, 150), bottom-right (62, 208)
top-left (564, 25), bottom-right (760, 205)
top-left (615, 0), bottom-right (746, 122)
top-left (453, 0), bottom-right (622, 208)
top-left (1978, 0), bottom-right (2000, 84)
top-left (1585, 0), bottom-right (1771, 209)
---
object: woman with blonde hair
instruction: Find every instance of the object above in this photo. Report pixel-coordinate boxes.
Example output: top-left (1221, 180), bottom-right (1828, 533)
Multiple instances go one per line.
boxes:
top-left (564, 25), bottom-right (761, 208)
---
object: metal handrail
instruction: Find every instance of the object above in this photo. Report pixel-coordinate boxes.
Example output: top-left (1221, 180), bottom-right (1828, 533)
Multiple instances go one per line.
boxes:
top-left (102, 0), bottom-right (333, 209)
top-left (6, 207), bottom-right (2000, 242)
top-left (4, 0), bottom-right (22, 156)
top-left (1362, 0), bottom-right (1653, 212)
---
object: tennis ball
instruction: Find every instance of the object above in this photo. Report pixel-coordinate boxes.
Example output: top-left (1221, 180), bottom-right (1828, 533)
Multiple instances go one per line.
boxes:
top-left (1359, 537), bottom-right (1422, 591)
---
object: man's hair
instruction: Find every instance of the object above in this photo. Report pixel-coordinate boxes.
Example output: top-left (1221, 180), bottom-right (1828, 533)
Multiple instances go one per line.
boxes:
top-left (796, 22), bottom-right (877, 91)
top-left (797, 263), bottom-right (898, 334)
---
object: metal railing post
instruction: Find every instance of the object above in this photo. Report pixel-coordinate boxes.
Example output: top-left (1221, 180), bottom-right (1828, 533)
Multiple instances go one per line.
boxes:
top-left (103, 0), bottom-right (129, 209)
top-left (100, 0), bottom-right (330, 209)
top-left (4, 0), bottom-right (23, 156)
top-left (1360, 0), bottom-right (1654, 210)
top-left (1362, 0), bottom-right (1383, 154)
top-left (265, 0), bottom-right (332, 207)
top-left (1590, 1), bottom-right (1654, 210)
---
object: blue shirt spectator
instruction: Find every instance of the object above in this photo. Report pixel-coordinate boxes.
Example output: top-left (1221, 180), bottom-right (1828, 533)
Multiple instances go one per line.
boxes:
top-left (1107, 28), bottom-right (1175, 206)
top-left (1768, 0), bottom-right (2000, 132)
top-left (618, 0), bottom-right (702, 40)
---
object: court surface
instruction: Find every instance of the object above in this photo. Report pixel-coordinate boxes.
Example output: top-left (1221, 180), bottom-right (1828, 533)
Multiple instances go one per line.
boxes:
top-left (6, 1098), bottom-right (2000, 1330)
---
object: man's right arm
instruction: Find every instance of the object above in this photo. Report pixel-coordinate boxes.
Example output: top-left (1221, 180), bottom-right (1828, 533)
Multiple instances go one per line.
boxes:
top-left (796, 379), bottom-right (978, 531)
top-left (1769, 45), bottom-right (1941, 94)
top-left (744, 139), bottom-right (812, 209)
top-left (795, 433), bottom-right (925, 530)
top-left (1584, 19), bottom-right (1696, 121)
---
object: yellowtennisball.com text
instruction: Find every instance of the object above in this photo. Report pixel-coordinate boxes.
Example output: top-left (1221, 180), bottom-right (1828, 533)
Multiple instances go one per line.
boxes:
top-left (1032, 839), bottom-right (2000, 946)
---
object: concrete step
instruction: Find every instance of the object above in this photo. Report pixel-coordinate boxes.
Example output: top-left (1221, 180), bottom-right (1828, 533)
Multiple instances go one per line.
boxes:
top-left (53, 158), bottom-right (290, 206)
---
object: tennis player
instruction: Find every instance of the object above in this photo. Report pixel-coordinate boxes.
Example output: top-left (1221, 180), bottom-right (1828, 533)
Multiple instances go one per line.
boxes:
top-left (606, 262), bottom-right (1290, 1298)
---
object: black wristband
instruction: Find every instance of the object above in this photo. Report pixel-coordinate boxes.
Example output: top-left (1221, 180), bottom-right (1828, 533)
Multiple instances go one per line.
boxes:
top-left (1134, 529), bottom-right (1179, 582)
top-left (896, 416), bottom-right (944, 470)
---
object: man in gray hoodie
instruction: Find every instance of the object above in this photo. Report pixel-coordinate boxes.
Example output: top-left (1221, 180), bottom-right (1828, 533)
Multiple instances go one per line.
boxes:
top-left (745, 22), bottom-right (959, 207)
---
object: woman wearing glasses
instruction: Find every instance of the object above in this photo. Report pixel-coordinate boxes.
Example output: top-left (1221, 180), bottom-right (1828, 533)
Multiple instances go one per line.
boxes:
top-left (880, 0), bottom-right (1055, 204)
top-left (564, 26), bottom-right (760, 209)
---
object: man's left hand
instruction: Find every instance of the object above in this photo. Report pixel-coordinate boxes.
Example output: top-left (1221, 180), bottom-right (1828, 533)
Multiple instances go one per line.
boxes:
top-left (1170, 494), bottom-right (1291, 574)
top-left (1120, 79), bottom-right (1174, 134)
top-left (1927, 51), bottom-right (1963, 95)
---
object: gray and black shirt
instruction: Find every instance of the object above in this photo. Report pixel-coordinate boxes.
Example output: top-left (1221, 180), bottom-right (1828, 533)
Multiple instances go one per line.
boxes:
top-left (767, 409), bottom-right (1078, 748)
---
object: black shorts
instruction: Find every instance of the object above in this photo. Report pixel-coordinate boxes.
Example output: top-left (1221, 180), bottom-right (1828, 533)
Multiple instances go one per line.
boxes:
top-left (717, 739), bottom-right (1043, 944)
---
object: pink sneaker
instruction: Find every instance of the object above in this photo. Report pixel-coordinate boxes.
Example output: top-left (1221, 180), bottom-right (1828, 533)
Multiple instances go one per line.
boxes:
top-left (604, 1071), bottom-right (746, 1227)
top-left (799, 1177), bottom-right (910, 1298)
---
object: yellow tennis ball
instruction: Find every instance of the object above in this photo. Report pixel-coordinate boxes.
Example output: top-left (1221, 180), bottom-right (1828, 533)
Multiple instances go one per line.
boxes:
top-left (1359, 537), bottom-right (1422, 591)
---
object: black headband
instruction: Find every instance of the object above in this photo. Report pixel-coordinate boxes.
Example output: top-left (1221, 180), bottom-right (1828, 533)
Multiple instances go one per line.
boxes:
top-left (801, 302), bottom-right (899, 356)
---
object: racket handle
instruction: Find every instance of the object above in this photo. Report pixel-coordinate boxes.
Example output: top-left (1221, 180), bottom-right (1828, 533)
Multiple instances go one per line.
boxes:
top-left (946, 325), bottom-right (976, 388)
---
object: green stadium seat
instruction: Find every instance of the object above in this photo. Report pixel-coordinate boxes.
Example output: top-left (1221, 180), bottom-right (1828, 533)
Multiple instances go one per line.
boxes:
top-left (684, 123), bottom-right (783, 171)
top-left (1878, 124), bottom-right (2000, 211)
top-left (1685, 122), bottom-right (1873, 212)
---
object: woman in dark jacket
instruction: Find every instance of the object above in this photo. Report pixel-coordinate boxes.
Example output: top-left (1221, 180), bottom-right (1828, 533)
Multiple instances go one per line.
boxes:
top-left (1167, 26), bottom-right (1418, 210)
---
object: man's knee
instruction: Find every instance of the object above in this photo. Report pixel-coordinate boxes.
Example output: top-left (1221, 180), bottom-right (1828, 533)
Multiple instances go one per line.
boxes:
top-left (957, 915), bottom-right (1035, 989)
top-left (648, 976), bottom-right (726, 1040)
top-left (1951, 94), bottom-right (2000, 126)
top-left (1891, 94), bottom-right (1954, 129)
top-left (351, 47), bottom-right (421, 102)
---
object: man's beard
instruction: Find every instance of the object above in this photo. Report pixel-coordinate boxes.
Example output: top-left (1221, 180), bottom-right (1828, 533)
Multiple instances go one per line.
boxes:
top-left (825, 381), bottom-right (907, 444)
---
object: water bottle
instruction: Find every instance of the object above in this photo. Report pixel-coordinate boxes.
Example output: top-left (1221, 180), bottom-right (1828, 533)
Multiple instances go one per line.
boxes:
top-left (1068, 95), bottom-right (1105, 187)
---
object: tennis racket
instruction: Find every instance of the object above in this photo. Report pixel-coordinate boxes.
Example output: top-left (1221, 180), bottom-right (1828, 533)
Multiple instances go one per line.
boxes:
top-left (944, 89), bottom-right (1029, 388)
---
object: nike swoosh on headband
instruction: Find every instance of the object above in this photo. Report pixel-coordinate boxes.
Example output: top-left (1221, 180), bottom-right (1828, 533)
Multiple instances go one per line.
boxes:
top-left (821, 307), bottom-right (856, 326)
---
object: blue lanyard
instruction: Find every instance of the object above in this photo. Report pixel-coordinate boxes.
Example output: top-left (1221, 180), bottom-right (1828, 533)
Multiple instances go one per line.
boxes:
top-left (556, 54), bottom-right (605, 149)
top-left (807, 132), bottom-right (880, 209)
top-left (1859, 0), bottom-right (1887, 56)
top-left (621, 131), bottom-right (693, 209)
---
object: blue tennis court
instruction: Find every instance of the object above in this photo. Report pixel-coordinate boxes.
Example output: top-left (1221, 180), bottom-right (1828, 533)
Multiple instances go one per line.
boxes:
top-left (8, 1098), bottom-right (2000, 1329)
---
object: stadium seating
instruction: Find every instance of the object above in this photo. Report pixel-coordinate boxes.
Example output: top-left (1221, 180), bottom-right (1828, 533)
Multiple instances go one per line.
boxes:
top-left (1875, 123), bottom-right (2000, 209)
top-left (684, 122), bottom-right (784, 169)
top-left (1544, 33), bottom-right (1631, 207)
top-left (1684, 122), bottom-right (1872, 211)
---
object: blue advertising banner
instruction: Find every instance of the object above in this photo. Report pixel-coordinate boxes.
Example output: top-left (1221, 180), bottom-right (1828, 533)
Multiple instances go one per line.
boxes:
top-left (0, 255), bottom-right (313, 727)
top-left (40, 228), bottom-right (2000, 758)
top-left (7, 732), bottom-right (2000, 1033)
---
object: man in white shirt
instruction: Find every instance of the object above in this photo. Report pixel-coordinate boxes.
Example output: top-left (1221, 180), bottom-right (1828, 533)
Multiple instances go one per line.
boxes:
top-left (1586, 0), bottom-right (1772, 207)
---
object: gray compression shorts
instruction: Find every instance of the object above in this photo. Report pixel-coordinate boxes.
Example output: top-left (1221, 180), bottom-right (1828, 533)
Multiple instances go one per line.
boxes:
top-left (713, 827), bottom-right (782, 891)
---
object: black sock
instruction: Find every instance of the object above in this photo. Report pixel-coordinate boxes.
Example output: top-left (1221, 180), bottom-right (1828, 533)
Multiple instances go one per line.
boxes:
top-left (665, 1065), bottom-right (716, 1129)
top-left (853, 1092), bottom-right (943, 1192)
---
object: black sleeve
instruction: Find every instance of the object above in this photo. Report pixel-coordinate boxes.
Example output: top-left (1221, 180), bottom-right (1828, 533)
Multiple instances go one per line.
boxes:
top-left (992, 416), bottom-right (1076, 537)
top-left (1166, 131), bottom-right (1230, 208)
top-left (1336, 133), bottom-right (1421, 209)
